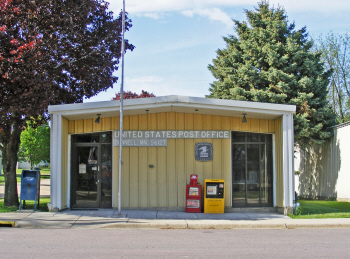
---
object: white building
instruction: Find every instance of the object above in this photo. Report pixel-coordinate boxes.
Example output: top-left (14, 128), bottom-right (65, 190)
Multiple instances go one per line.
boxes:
top-left (295, 122), bottom-right (350, 201)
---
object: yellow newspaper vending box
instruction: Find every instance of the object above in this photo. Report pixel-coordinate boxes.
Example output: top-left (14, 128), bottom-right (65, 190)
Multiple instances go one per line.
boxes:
top-left (204, 179), bottom-right (225, 213)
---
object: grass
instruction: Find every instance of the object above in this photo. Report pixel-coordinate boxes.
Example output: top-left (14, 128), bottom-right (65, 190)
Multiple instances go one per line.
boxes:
top-left (0, 201), bottom-right (18, 212)
top-left (0, 167), bottom-right (50, 212)
top-left (0, 197), bottom-right (50, 212)
top-left (0, 168), bottom-right (50, 185)
top-left (0, 169), bottom-right (22, 185)
top-left (290, 199), bottom-right (350, 219)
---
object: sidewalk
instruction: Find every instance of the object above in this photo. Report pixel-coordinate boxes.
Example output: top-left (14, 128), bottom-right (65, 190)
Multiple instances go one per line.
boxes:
top-left (1, 209), bottom-right (350, 229)
top-left (2, 179), bottom-right (350, 229)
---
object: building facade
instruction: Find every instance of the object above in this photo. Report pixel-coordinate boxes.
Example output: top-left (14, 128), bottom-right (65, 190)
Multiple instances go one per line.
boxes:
top-left (49, 96), bottom-right (296, 214)
top-left (295, 122), bottom-right (350, 201)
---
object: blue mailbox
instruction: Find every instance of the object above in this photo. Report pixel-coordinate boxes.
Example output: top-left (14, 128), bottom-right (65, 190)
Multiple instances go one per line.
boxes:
top-left (19, 170), bottom-right (40, 210)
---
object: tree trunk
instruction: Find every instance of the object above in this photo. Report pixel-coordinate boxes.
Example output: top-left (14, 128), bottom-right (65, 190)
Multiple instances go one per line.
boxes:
top-left (3, 123), bottom-right (22, 207)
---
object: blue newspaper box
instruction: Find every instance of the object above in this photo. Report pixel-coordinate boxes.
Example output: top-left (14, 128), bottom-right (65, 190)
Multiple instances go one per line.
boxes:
top-left (19, 170), bottom-right (40, 210)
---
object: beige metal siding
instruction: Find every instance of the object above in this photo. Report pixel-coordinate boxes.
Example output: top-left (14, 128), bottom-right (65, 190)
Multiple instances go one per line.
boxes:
top-left (67, 113), bottom-right (278, 208)
top-left (122, 116), bottom-right (130, 207)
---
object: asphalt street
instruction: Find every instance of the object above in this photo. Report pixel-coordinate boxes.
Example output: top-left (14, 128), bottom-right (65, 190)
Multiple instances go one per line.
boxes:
top-left (1, 228), bottom-right (350, 258)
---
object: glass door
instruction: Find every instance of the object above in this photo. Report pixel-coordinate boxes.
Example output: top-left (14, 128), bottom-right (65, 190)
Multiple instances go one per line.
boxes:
top-left (232, 144), bottom-right (246, 207)
top-left (72, 145), bottom-right (100, 208)
top-left (232, 132), bottom-right (273, 207)
top-left (71, 132), bottom-right (112, 209)
top-left (246, 144), bottom-right (260, 206)
top-left (100, 143), bottom-right (112, 208)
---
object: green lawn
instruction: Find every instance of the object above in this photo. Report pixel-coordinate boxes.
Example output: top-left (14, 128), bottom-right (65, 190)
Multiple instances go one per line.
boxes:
top-left (0, 197), bottom-right (50, 212)
top-left (0, 168), bottom-right (50, 212)
top-left (0, 201), bottom-right (18, 212)
top-left (0, 168), bottom-right (50, 185)
top-left (38, 168), bottom-right (50, 179)
top-left (290, 200), bottom-right (350, 219)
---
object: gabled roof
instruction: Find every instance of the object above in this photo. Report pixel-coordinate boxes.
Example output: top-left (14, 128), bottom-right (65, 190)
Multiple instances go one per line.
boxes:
top-left (48, 95), bottom-right (296, 120)
top-left (333, 121), bottom-right (350, 129)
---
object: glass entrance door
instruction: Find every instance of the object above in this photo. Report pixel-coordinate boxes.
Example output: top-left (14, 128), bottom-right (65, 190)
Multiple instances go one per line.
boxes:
top-left (71, 132), bottom-right (112, 209)
top-left (246, 144), bottom-right (260, 206)
top-left (72, 145), bottom-right (100, 208)
top-left (232, 132), bottom-right (273, 207)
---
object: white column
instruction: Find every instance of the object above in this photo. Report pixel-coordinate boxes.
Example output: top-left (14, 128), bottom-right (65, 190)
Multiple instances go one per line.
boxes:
top-left (272, 134), bottom-right (277, 207)
top-left (282, 113), bottom-right (294, 208)
top-left (0, 151), bottom-right (2, 175)
top-left (291, 115), bottom-right (295, 203)
top-left (67, 135), bottom-right (71, 208)
top-left (50, 114), bottom-right (62, 210)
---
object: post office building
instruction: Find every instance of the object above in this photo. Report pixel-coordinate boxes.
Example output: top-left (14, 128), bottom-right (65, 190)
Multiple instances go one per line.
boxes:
top-left (49, 96), bottom-right (296, 214)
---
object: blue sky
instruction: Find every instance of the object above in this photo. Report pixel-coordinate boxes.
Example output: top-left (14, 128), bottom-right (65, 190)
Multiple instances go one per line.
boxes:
top-left (85, 0), bottom-right (350, 102)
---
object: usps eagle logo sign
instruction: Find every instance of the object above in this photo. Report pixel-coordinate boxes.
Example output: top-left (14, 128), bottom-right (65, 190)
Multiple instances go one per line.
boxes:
top-left (195, 143), bottom-right (213, 161)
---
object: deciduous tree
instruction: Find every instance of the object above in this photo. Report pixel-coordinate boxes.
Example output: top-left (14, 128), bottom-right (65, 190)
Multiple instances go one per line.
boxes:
top-left (315, 32), bottom-right (350, 123)
top-left (207, 1), bottom-right (336, 146)
top-left (112, 90), bottom-right (156, 100)
top-left (18, 122), bottom-right (50, 169)
top-left (0, 0), bottom-right (134, 206)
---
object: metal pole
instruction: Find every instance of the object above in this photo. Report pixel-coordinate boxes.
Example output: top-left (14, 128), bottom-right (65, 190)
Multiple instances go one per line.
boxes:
top-left (118, 0), bottom-right (125, 216)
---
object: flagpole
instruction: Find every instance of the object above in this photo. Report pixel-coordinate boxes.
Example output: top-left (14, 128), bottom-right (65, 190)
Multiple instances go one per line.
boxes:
top-left (118, 0), bottom-right (125, 216)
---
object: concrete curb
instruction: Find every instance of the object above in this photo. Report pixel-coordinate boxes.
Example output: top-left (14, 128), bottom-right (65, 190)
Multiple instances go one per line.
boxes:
top-left (15, 221), bottom-right (71, 229)
top-left (284, 223), bottom-right (350, 229)
top-left (0, 221), bottom-right (15, 227)
top-left (101, 222), bottom-right (189, 229)
top-left (4, 210), bottom-right (350, 229)
top-left (11, 219), bottom-right (350, 229)
top-left (98, 223), bottom-right (350, 230)
top-left (97, 220), bottom-right (350, 230)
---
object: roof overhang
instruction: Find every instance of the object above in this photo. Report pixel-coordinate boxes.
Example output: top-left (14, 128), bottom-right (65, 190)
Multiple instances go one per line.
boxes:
top-left (48, 95), bottom-right (296, 121)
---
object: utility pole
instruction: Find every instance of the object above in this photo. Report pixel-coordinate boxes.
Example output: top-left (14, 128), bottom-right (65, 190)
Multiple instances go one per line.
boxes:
top-left (118, 0), bottom-right (125, 216)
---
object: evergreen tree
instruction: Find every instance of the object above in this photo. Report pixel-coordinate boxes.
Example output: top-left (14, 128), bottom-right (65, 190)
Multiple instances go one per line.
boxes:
top-left (207, 1), bottom-right (336, 146)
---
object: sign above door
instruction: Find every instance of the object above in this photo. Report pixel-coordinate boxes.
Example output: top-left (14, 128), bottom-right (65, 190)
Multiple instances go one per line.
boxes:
top-left (113, 130), bottom-right (230, 147)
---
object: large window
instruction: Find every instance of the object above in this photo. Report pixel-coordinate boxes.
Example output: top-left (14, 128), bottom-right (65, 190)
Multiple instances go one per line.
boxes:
top-left (232, 132), bottom-right (273, 207)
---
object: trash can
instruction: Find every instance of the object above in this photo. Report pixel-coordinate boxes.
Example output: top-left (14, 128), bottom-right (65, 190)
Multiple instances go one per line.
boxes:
top-left (19, 170), bottom-right (40, 210)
